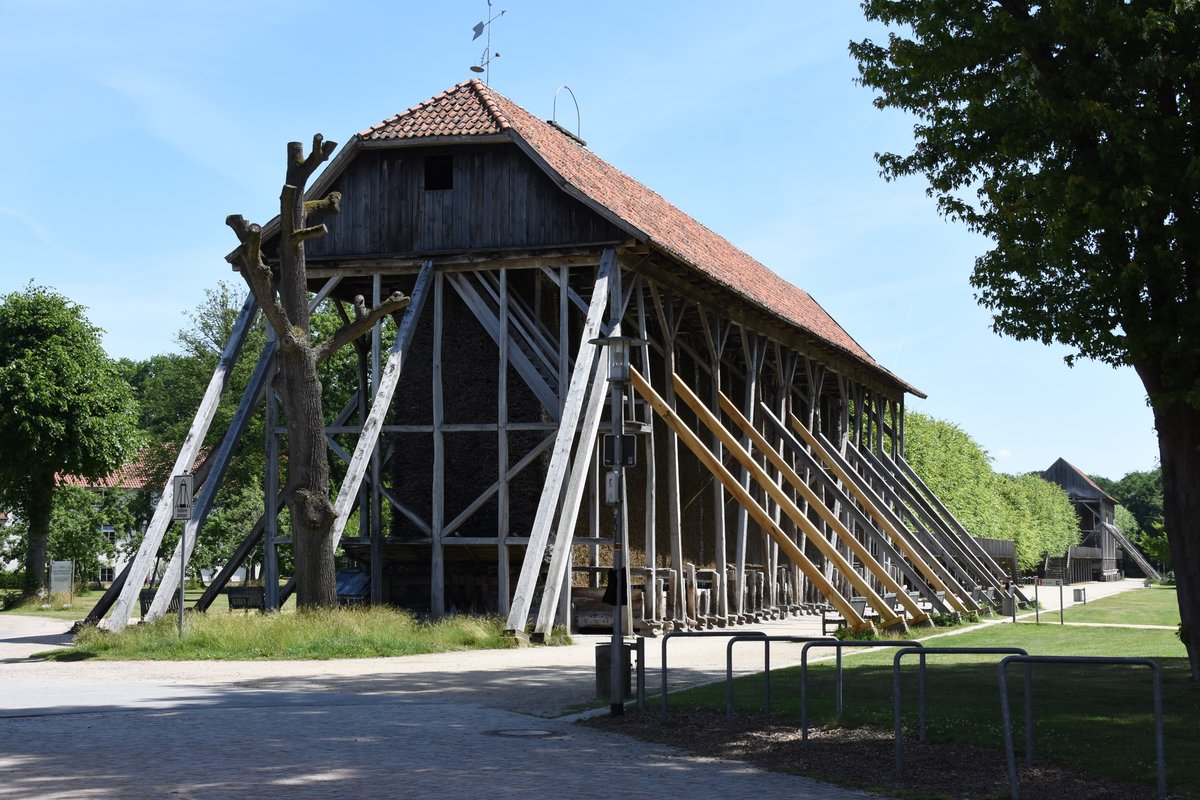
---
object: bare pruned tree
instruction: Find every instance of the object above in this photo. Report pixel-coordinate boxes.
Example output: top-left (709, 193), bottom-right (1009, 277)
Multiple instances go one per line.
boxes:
top-left (227, 135), bottom-right (408, 607)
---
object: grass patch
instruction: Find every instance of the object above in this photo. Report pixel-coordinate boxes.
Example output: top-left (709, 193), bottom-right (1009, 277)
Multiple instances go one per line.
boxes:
top-left (1062, 584), bottom-right (1180, 626)
top-left (44, 606), bottom-right (521, 661)
top-left (1, 589), bottom-right (107, 619)
top-left (668, 622), bottom-right (1194, 796)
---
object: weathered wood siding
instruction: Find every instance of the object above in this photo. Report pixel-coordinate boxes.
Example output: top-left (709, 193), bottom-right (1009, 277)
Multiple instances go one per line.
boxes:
top-left (308, 144), bottom-right (626, 257)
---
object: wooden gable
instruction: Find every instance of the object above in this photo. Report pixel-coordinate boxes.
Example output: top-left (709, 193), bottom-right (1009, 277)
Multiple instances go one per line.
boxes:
top-left (306, 143), bottom-right (627, 259)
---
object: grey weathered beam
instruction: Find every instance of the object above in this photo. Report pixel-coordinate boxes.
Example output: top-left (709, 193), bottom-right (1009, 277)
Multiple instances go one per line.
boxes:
top-left (102, 292), bottom-right (259, 632)
top-left (533, 343), bottom-right (611, 638)
top-left (145, 329), bottom-right (278, 621)
top-left (504, 250), bottom-right (614, 635)
top-left (327, 261), bottom-right (434, 548)
top-left (449, 272), bottom-right (561, 418)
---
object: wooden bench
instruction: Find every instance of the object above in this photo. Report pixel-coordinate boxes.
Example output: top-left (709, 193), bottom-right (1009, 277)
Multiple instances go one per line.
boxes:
top-left (139, 588), bottom-right (179, 619)
top-left (226, 586), bottom-right (265, 611)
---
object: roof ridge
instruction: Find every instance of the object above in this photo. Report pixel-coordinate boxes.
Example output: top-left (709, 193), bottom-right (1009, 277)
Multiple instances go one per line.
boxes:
top-left (466, 78), bottom-right (512, 132)
top-left (361, 79), bottom-right (511, 139)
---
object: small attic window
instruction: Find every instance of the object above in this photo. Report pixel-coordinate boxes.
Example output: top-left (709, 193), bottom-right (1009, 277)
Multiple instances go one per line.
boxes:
top-left (424, 155), bottom-right (453, 190)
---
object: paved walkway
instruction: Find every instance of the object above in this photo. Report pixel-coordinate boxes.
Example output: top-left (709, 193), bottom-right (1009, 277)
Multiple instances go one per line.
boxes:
top-left (0, 578), bottom-right (1149, 799)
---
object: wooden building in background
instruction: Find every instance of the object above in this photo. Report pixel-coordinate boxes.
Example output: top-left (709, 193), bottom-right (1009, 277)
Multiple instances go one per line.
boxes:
top-left (96, 80), bottom-right (1009, 635)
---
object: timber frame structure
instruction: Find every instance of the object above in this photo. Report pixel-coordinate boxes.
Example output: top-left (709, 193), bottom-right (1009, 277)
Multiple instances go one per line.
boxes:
top-left (93, 80), bottom-right (1010, 635)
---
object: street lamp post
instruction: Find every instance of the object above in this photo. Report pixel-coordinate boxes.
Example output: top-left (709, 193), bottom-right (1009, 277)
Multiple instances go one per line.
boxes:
top-left (592, 334), bottom-right (642, 717)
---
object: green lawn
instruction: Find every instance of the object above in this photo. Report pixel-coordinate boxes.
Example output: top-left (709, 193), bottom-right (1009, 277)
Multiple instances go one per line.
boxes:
top-left (672, 610), bottom-right (1193, 796)
top-left (1061, 584), bottom-right (1180, 626)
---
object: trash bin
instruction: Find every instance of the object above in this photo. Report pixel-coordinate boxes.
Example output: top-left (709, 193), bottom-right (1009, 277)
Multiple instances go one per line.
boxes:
top-left (1072, 588), bottom-right (1087, 604)
top-left (1000, 595), bottom-right (1016, 617)
top-left (595, 642), bottom-right (632, 699)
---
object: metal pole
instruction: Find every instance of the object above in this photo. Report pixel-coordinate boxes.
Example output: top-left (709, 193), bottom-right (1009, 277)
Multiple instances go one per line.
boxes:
top-left (178, 521), bottom-right (185, 638)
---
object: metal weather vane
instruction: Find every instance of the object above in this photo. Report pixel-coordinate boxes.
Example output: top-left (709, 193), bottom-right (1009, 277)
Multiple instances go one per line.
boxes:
top-left (470, 0), bottom-right (506, 85)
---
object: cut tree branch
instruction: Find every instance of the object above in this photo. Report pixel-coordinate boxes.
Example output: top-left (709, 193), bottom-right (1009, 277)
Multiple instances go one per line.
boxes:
top-left (226, 214), bottom-right (295, 346)
top-left (315, 291), bottom-right (410, 363)
top-left (305, 191), bottom-right (341, 221)
top-left (288, 134), bottom-right (338, 187)
top-left (291, 224), bottom-right (329, 246)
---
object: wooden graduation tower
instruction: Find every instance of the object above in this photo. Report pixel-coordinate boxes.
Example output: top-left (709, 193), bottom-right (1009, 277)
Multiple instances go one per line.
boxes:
top-left (96, 80), bottom-right (1008, 635)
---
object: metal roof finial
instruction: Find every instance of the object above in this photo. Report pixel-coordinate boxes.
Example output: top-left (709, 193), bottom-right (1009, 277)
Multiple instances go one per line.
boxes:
top-left (469, 0), bottom-right (506, 85)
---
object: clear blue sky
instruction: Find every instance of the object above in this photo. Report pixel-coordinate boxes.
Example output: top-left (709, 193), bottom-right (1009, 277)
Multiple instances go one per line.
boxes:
top-left (0, 0), bottom-right (1158, 480)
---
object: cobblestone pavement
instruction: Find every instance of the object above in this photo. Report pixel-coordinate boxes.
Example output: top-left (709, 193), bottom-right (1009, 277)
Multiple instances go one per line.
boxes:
top-left (0, 579), bottom-right (1146, 799)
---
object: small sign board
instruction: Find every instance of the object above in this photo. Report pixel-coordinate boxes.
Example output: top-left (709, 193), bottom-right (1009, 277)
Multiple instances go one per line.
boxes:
top-left (1044, 578), bottom-right (1064, 587)
top-left (49, 560), bottom-right (73, 595)
top-left (602, 434), bottom-right (637, 468)
top-left (172, 474), bottom-right (194, 521)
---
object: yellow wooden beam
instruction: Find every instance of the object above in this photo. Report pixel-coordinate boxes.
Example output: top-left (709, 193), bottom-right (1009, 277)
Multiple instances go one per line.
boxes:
top-left (712, 389), bottom-right (928, 626)
top-left (670, 374), bottom-right (904, 629)
top-left (786, 412), bottom-right (971, 615)
top-left (629, 367), bottom-right (871, 632)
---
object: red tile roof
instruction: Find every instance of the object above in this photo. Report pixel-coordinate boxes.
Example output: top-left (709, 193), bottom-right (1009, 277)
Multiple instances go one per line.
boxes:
top-left (362, 80), bottom-right (910, 392)
top-left (59, 453), bottom-right (159, 491)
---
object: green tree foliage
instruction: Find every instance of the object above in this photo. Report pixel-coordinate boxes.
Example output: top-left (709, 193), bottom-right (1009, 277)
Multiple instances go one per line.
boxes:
top-left (998, 472), bottom-right (1079, 568)
top-left (904, 411), bottom-right (1077, 569)
top-left (903, 411), bottom-right (1003, 537)
top-left (853, 1), bottom-right (1200, 676)
top-left (0, 285), bottom-right (140, 594)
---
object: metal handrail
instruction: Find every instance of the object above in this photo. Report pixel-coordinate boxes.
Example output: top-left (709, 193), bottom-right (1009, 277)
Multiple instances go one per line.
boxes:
top-left (799, 639), bottom-right (922, 741)
top-left (723, 635), bottom-right (836, 727)
top-left (998, 655), bottom-right (1165, 800)
top-left (659, 630), bottom-right (767, 717)
top-left (891, 646), bottom-right (1028, 774)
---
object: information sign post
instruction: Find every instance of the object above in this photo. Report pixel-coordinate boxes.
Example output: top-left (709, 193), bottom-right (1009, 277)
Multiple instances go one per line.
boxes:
top-left (172, 474), bottom-right (194, 637)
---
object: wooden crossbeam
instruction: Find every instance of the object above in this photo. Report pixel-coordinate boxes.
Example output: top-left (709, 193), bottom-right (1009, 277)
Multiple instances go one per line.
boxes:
top-left (671, 375), bottom-right (904, 628)
top-left (327, 261), bottom-right (433, 549)
top-left (787, 412), bottom-right (974, 615)
top-left (102, 292), bottom-right (259, 632)
top-left (449, 272), bottom-right (560, 418)
top-left (857, 445), bottom-right (1002, 590)
top-left (504, 250), bottom-right (614, 635)
top-left (630, 367), bottom-right (870, 632)
top-left (758, 404), bottom-right (948, 614)
top-left (896, 453), bottom-right (1009, 582)
top-left (713, 390), bottom-right (928, 625)
top-left (839, 441), bottom-right (981, 603)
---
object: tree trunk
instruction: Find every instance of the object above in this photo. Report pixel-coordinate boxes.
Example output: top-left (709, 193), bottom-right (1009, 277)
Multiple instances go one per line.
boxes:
top-left (1152, 398), bottom-right (1200, 679)
top-left (280, 346), bottom-right (336, 608)
top-left (23, 471), bottom-right (53, 596)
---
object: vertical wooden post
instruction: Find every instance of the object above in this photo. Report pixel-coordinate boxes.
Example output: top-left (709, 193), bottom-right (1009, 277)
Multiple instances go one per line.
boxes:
top-left (497, 267), bottom-right (511, 614)
top-left (700, 309), bottom-right (729, 621)
top-left (431, 270), bottom-right (446, 617)
top-left (370, 273), bottom-right (384, 604)
top-left (650, 283), bottom-right (684, 623)
top-left (636, 286), bottom-right (657, 620)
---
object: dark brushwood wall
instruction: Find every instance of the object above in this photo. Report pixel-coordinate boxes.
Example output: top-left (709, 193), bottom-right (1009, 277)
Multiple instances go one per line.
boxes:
top-left (308, 143), bottom-right (626, 257)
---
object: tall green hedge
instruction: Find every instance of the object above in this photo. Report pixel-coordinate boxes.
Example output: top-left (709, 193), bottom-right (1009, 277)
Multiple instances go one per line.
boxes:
top-left (903, 411), bottom-right (1079, 569)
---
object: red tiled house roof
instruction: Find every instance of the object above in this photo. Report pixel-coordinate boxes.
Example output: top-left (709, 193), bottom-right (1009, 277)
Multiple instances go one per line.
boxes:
top-left (58, 450), bottom-right (160, 491)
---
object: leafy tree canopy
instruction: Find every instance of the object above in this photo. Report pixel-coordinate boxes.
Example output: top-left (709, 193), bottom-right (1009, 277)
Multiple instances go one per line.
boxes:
top-left (905, 410), bottom-right (1077, 569)
top-left (0, 284), bottom-right (140, 593)
top-left (854, 0), bottom-right (1200, 677)
top-left (853, 2), bottom-right (1200, 389)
